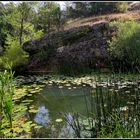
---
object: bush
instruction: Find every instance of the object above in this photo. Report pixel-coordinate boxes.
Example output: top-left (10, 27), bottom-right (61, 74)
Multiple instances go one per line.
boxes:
top-left (109, 20), bottom-right (140, 72)
top-left (89, 2), bottom-right (128, 16)
top-left (115, 2), bottom-right (128, 13)
top-left (0, 35), bottom-right (28, 69)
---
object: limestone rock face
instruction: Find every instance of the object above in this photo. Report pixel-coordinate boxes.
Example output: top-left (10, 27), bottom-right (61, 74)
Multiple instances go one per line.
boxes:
top-left (22, 21), bottom-right (115, 74)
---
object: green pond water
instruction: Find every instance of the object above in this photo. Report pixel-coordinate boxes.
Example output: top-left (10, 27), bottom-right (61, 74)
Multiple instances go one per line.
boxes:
top-left (24, 83), bottom-right (140, 138)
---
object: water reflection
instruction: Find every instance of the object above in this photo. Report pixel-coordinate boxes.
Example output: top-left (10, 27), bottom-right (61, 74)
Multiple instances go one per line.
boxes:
top-left (34, 106), bottom-right (50, 126)
top-left (29, 85), bottom-right (93, 137)
top-left (29, 83), bottom-right (140, 138)
top-left (34, 105), bottom-right (75, 137)
top-left (61, 113), bottom-right (75, 137)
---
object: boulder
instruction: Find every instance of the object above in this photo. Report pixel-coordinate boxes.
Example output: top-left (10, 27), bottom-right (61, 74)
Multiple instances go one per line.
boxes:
top-left (22, 21), bottom-right (114, 74)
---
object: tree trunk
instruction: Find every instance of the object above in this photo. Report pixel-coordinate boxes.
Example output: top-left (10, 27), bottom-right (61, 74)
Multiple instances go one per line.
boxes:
top-left (57, 12), bottom-right (61, 32)
top-left (19, 18), bottom-right (24, 46)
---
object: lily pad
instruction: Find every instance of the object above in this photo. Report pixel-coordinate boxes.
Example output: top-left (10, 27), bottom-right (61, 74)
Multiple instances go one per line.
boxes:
top-left (125, 91), bottom-right (130, 93)
top-left (29, 90), bottom-right (38, 94)
top-left (27, 94), bottom-right (32, 97)
top-left (58, 86), bottom-right (63, 88)
top-left (29, 109), bottom-right (39, 113)
top-left (22, 99), bottom-right (33, 103)
top-left (66, 84), bottom-right (71, 87)
top-left (55, 118), bottom-right (63, 122)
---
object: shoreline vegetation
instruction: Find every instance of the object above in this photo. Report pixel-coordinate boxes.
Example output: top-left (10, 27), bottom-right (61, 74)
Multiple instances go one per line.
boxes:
top-left (0, 1), bottom-right (140, 138)
top-left (0, 71), bottom-right (140, 138)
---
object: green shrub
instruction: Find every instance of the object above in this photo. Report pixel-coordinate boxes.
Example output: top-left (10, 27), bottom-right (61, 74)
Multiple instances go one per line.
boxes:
top-left (115, 2), bottom-right (128, 13)
top-left (0, 35), bottom-right (29, 69)
top-left (109, 20), bottom-right (140, 72)
top-left (89, 2), bottom-right (128, 16)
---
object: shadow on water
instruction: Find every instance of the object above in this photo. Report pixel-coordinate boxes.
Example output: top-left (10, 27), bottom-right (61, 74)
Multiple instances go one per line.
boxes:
top-left (25, 81), bottom-right (140, 138)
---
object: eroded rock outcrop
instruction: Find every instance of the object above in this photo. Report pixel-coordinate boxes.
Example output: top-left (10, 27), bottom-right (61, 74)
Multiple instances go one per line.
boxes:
top-left (23, 21), bottom-right (116, 74)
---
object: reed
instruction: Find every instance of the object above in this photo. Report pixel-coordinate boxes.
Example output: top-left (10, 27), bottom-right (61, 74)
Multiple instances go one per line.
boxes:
top-left (63, 74), bottom-right (140, 138)
top-left (0, 63), bottom-right (15, 137)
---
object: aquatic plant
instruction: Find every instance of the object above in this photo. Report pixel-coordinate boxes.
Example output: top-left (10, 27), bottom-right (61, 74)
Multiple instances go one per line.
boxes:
top-left (0, 64), bottom-right (15, 137)
top-left (0, 72), bottom-right (139, 138)
top-left (62, 74), bottom-right (140, 138)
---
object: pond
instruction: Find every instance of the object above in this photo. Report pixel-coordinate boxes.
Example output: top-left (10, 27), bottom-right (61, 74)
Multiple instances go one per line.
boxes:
top-left (26, 84), bottom-right (92, 138)
top-left (23, 80), bottom-right (140, 138)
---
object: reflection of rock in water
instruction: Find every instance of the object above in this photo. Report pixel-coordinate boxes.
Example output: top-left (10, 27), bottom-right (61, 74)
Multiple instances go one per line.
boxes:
top-left (34, 106), bottom-right (50, 126)
top-left (58, 124), bottom-right (74, 138)
top-left (48, 113), bottom-right (74, 138)
top-left (58, 113), bottom-right (74, 138)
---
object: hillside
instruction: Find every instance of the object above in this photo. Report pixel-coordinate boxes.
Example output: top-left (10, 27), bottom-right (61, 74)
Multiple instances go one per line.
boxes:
top-left (64, 10), bottom-right (140, 30)
top-left (22, 10), bottom-right (140, 75)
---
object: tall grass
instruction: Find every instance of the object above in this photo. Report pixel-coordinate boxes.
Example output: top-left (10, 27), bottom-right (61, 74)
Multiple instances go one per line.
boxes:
top-left (0, 63), bottom-right (15, 137)
top-left (63, 74), bottom-right (140, 138)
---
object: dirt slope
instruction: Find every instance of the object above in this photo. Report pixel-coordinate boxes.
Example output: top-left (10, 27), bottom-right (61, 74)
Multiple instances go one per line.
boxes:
top-left (64, 11), bottom-right (140, 30)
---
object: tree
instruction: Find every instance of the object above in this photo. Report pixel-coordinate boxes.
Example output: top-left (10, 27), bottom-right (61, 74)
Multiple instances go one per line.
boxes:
top-left (89, 2), bottom-right (128, 15)
top-left (54, 6), bottom-right (66, 32)
top-left (0, 2), bottom-right (44, 69)
top-left (18, 2), bottom-right (31, 45)
top-left (64, 2), bottom-right (89, 18)
top-left (63, 1), bottom-right (73, 19)
top-left (0, 2), bottom-right (14, 52)
top-left (0, 2), bottom-right (5, 15)
top-left (74, 2), bottom-right (89, 17)
top-left (5, 2), bottom-right (38, 45)
top-left (37, 2), bottom-right (65, 33)
top-left (64, 2), bottom-right (128, 19)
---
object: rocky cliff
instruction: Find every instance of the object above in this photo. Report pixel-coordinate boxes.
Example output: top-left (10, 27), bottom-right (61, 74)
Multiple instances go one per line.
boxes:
top-left (23, 21), bottom-right (116, 74)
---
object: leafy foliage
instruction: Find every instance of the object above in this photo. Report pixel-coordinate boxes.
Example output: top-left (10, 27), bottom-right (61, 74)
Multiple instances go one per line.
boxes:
top-left (0, 2), bottom-right (44, 70)
top-left (109, 20), bottom-right (140, 72)
top-left (115, 2), bottom-right (128, 13)
top-left (0, 2), bottom-right (14, 50)
top-left (36, 2), bottom-right (66, 33)
top-left (90, 2), bottom-right (117, 15)
top-left (0, 35), bottom-right (28, 69)
top-left (66, 2), bottom-right (128, 18)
